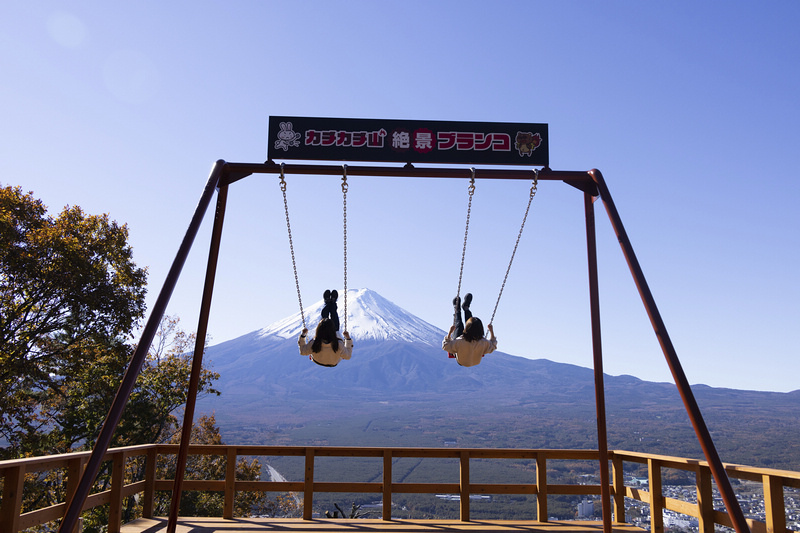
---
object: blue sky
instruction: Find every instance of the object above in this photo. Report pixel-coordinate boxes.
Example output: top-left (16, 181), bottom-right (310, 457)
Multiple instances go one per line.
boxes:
top-left (2, 2), bottom-right (798, 392)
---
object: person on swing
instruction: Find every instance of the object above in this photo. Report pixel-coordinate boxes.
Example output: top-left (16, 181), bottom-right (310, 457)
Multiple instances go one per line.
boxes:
top-left (299, 290), bottom-right (352, 367)
top-left (442, 293), bottom-right (497, 367)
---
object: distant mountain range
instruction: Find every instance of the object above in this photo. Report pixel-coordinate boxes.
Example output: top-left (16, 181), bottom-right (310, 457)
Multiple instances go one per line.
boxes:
top-left (197, 289), bottom-right (800, 470)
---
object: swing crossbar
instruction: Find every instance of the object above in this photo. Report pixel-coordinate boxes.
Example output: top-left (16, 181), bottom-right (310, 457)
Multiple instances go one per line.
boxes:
top-left (222, 161), bottom-right (598, 194)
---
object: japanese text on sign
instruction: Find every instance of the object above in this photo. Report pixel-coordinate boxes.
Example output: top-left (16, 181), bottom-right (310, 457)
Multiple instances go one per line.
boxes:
top-left (268, 116), bottom-right (549, 166)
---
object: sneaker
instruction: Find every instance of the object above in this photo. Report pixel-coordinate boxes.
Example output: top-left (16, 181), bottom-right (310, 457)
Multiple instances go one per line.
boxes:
top-left (462, 293), bottom-right (472, 311)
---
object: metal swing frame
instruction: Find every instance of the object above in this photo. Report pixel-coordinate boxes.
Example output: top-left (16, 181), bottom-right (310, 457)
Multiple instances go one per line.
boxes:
top-left (57, 160), bottom-right (751, 533)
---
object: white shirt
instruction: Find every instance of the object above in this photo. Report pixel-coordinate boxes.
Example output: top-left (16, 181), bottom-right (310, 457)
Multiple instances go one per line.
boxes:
top-left (442, 335), bottom-right (497, 367)
top-left (298, 335), bottom-right (353, 367)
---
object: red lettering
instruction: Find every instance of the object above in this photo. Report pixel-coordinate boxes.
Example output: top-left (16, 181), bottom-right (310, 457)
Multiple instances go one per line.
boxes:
top-left (367, 129), bottom-right (387, 147)
top-left (474, 133), bottom-right (492, 151)
top-left (438, 131), bottom-right (509, 151)
top-left (438, 132), bottom-right (457, 150)
top-left (456, 132), bottom-right (474, 150)
top-left (492, 133), bottom-right (511, 151)
top-left (321, 130), bottom-right (337, 146)
top-left (305, 129), bottom-right (321, 145)
top-left (337, 131), bottom-right (353, 146)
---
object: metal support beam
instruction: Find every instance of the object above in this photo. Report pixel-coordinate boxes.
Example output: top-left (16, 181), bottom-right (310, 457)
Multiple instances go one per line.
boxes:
top-left (589, 169), bottom-right (751, 533)
top-left (223, 161), bottom-right (593, 186)
top-left (585, 191), bottom-right (612, 533)
top-left (57, 160), bottom-right (225, 533)
top-left (167, 181), bottom-right (229, 533)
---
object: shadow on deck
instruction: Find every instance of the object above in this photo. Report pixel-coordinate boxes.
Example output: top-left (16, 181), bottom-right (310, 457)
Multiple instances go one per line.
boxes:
top-left (121, 517), bottom-right (645, 533)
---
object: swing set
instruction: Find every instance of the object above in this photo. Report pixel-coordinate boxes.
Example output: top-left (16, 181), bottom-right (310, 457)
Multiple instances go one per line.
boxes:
top-left (57, 117), bottom-right (752, 533)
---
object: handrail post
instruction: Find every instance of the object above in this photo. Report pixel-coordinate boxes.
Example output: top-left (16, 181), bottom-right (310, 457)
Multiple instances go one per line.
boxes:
top-left (648, 458), bottom-right (664, 533)
top-left (64, 456), bottom-right (86, 533)
top-left (303, 449), bottom-right (315, 520)
top-left (224, 447), bottom-right (237, 519)
top-left (696, 465), bottom-right (714, 533)
top-left (536, 454), bottom-right (548, 522)
top-left (1, 464), bottom-right (24, 533)
top-left (222, 446), bottom-right (236, 520)
top-left (459, 451), bottom-right (470, 522)
top-left (382, 450), bottom-right (392, 521)
top-left (611, 453), bottom-right (626, 522)
top-left (763, 474), bottom-right (786, 533)
top-left (142, 448), bottom-right (157, 518)
top-left (108, 451), bottom-right (125, 533)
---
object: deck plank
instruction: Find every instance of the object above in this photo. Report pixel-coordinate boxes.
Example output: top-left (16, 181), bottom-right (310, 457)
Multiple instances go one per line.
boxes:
top-left (121, 517), bottom-right (645, 533)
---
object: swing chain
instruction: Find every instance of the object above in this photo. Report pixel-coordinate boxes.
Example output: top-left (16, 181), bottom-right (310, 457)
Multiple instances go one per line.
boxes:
top-left (342, 165), bottom-right (348, 332)
top-left (278, 165), bottom-right (287, 192)
top-left (489, 168), bottom-right (538, 325)
top-left (456, 168), bottom-right (476, 299)
top-left (279, 163), bottom-right (306, 330)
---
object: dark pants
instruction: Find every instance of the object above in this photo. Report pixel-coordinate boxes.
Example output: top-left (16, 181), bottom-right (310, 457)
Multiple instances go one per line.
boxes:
top-left (452, 300), bottom-right (472, 339)
top-left (321, 301), bottom-right (340, 331)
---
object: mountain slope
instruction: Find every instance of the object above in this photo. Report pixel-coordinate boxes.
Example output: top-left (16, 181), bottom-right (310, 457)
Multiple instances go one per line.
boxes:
top-left (200, 288), bottom-right (607, 415)
top-left (202, 288), bottom-right (798, 405)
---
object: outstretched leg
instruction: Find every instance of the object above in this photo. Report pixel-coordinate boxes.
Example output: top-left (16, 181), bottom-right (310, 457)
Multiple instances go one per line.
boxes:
top-left (328, 289), bottom-right (340, 331)
top-left (321, 290), bottom-right (331, 320)
top-left (447, 295), bottom-right (464, 359)
top-left (452, 295), bottom-right (464, 339)
top-left (462, 292), bottom-right (473, 324)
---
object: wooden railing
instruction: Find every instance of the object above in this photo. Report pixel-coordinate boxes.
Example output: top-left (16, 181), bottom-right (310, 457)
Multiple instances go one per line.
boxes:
top-left (2, 445), bottom-right (799, 533)
top-left (612, 451), bottom-right (800, 533)
top-left (0, 444), bottom-right (155, 533)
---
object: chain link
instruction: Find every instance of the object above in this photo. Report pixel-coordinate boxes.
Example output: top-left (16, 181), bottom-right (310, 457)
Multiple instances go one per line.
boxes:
top-left (279, 163), bottom-right (306, 330)
top-left (456, 168), bottom-right (476, 299)
top-left (489, 169), bottom-right (538, 325)
top-left (341, 165), bottom-right (348, 332)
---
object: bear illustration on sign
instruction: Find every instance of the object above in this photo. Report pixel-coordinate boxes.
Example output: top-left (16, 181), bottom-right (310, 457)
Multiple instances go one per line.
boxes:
top-left (515, 131), bottom-right (542, 157)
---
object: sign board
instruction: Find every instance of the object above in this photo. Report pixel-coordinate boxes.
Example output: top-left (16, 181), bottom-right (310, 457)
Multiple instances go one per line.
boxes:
top-left (268, 116), bottom-right (548, 167)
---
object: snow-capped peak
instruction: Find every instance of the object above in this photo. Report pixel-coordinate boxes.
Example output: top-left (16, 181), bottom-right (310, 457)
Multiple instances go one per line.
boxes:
top-left (257, 288), bottom-right (444, 346)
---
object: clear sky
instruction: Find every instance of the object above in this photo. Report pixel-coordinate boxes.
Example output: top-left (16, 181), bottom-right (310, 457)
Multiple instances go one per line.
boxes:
top-left (2, 2), bottom-right (798, 392)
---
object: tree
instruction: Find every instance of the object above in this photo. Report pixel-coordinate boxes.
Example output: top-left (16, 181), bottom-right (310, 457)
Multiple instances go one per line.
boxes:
top-left (1, 184), bottom-right (148, 457)
top-left (48, 315), bottom-right (220, 452)
top-left (154, 414), bottom-right (273, 518)
top-left (59, 317), bottom-right (220, 533)
top-left (1, 185), bottom-right (227, 530)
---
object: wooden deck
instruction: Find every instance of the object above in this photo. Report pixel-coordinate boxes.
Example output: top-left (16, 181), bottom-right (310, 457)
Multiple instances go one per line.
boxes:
top-left (121, 518), bottom-right (645, 533)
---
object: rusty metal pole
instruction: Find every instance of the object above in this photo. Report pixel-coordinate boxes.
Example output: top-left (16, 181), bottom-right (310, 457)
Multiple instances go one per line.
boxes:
top-left (58, 160), bottom-right (225, 533)
top-left (166, 180), bottom-right (229, 533)
top-left (584, 191), bottom-right (613, 533)
top-left (589, 169), bottom-right (750, 533)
